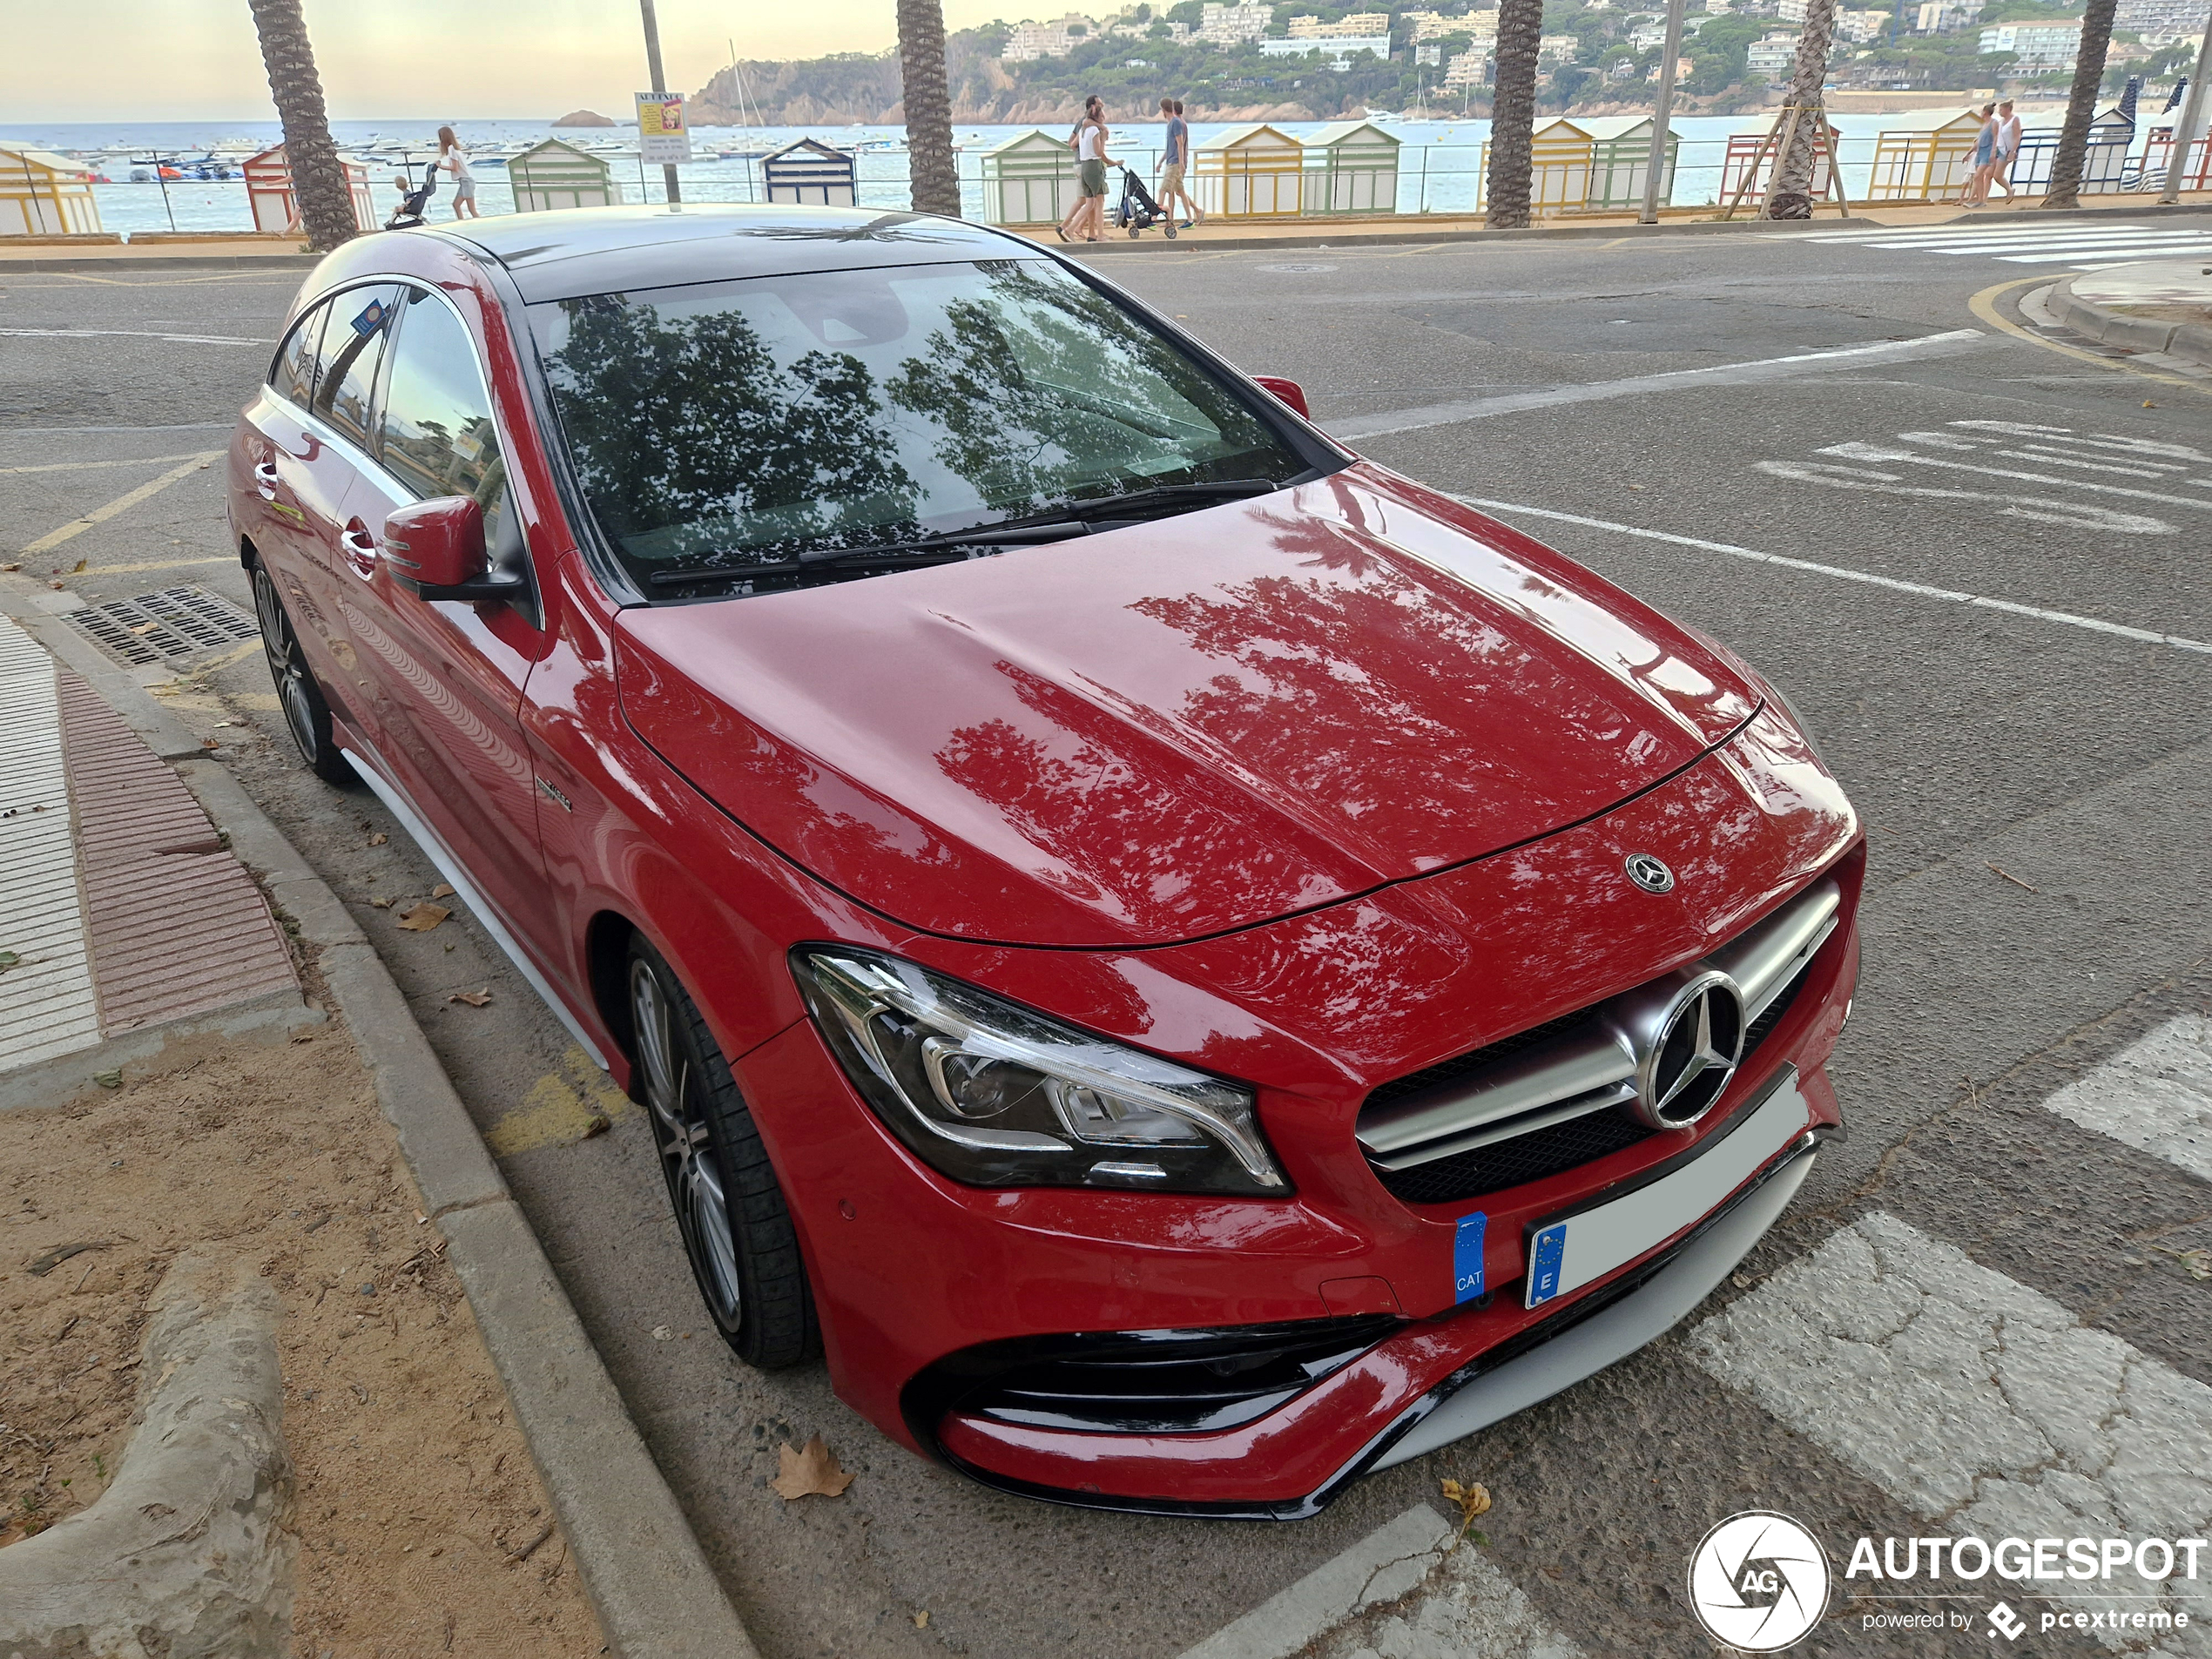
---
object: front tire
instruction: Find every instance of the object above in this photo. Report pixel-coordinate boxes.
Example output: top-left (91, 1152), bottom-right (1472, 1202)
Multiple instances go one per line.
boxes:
top-left (628, 939), bottom-right (819, 1369)
top-left (252, 562), bottom-right (352, 786)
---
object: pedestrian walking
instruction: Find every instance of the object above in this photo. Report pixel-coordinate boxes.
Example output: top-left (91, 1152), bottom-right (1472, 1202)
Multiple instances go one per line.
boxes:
top-left (438, 125), bottom-right (481, 220)
top-left (1958, 103), bottom-right (1999, 206)
top-left (1157, 97), bottom-right (1203, 229)
top-left (1992, 100), bottom-right (2024, 202)
top-left (1057, 97), bottom-right (1113, 243)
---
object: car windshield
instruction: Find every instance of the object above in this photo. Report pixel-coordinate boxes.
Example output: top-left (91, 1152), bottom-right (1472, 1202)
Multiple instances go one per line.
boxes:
top-left (529, 257), bottom-right (1321, 590)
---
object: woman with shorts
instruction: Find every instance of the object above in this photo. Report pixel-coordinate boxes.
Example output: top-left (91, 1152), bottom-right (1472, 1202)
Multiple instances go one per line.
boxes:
top-left (1058, 98), bottom-right (1113, 242)
top-left (438, 125), bottom-right (481, 220)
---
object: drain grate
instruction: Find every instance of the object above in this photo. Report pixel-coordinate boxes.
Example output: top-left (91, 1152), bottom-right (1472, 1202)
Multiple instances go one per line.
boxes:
top-left (64, 586), bottom-right (261, 668)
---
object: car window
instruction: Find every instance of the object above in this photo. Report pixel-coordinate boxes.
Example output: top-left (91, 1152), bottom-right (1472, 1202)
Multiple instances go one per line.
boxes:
top-left (270, 300), bottom-right (327, 408)
top-left (380, 289), bottom-right (503, 502)
top-left (311, 285), bottom-right (401, 450)
top-left (530, 258), bottom-right (1322, 590)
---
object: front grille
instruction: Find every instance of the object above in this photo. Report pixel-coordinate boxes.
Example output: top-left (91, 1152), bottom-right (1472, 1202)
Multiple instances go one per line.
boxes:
top-left (922, 1315), bottom-right (1399, 1437)
top-left (1357, 878), bottom-right (1841, 1209)
top-left (1374, 1109), bottom-right (1655, 1205)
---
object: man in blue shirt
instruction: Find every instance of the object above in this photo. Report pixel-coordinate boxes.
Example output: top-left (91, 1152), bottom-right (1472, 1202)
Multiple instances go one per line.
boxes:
top-left (1158, 97), bottom-right (1202, 228)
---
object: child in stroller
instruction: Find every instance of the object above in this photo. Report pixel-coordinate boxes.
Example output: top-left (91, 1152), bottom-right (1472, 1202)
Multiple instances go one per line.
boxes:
top-left (1111, 165), bottom-right (1176, 239)
top-left (384, 163), bottom-right (440, 231)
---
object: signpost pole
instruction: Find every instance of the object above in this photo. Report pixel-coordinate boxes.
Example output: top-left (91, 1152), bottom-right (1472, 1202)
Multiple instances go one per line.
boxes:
top-left (1640, 0), bottom-right (1689, 224)
top-left (2158, 21), bottom-right (2212, 204)
top-left (638, 0), bottom-right (683, 205)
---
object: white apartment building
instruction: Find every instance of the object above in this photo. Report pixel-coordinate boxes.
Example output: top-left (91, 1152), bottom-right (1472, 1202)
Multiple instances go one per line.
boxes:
top-left (1747, 31), bottom-right (1797, 73)
top-left (1259, 32), bottom-right (1393, 57)
top-left (1286, 11), bottom-right (1391, 37)
top-left (1835, 7), bottom-right (1892, 41)
top-left (1778, 0), bottom-right (1806, 22)
top-left (1913, 0), bottom-right (1982, 30)
top-left (1979, 17), bottom-right (2080, 69)
top-left (1197, 1), bottom-right (1273, 45)
top-left (1444, 43), bottom-right (1493, 84)
top-left (1629, 22), bottom-right (1670, 50)
top-left (1001, 11), bottom-right (1096, 59)
top-left (1537, 32), bottom-right (1582, 61)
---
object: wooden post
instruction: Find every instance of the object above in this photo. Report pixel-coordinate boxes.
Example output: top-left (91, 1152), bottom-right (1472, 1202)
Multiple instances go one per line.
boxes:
top-left (1757, 103), bottom-right (1806, 218)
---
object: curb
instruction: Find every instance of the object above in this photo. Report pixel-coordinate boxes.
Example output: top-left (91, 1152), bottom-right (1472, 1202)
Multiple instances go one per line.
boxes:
top-left (1056, 212), bottom-right (1890, 256)
top-left (0, 583), bottom-right (759, 1659)
top-left (2047, 272), bottom-right (2212, 368)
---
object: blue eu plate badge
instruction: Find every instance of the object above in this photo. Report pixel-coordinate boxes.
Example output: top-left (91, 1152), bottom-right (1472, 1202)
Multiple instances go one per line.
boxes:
top-left (1453, 1212), bottom-right (1487, 1303)
top-left (1527, 1223), bottom-right (1568, 1306)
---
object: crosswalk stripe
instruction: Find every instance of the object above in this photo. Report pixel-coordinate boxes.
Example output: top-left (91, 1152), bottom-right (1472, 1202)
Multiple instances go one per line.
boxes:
top-left (1793, 220), bottom-right (2212, 270)
top-left (2042, 1015), bottom-right (2212, 1183)
top-left (1798, 221), bottom-right (2172, 242)
top-left (1689, 1211), bottom-right (2212, 1633)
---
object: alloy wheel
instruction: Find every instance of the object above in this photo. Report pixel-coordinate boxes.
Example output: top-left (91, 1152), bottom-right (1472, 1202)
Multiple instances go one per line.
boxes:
top-left (631, 958), bottom-right (744, 1330)
top-left (253, 565), bottom-right (321, 766)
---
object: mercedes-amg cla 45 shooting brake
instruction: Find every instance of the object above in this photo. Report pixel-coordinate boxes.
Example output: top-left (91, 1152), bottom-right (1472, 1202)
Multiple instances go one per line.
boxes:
top-left (232, 206), bottom-right (1859, 1518)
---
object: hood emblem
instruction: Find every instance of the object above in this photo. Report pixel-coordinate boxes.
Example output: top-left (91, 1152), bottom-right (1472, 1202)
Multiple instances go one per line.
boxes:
top-left (1624, 853), bottom-right (1675, 894)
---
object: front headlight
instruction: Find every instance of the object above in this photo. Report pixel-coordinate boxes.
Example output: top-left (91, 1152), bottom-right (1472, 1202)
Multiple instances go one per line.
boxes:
top-left (790, 947), bottom-right (1288, 1196)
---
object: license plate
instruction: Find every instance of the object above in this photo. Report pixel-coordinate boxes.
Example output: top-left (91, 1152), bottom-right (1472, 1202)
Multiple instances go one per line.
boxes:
top-left (1523, 1070), bottom-right (1810, 1310)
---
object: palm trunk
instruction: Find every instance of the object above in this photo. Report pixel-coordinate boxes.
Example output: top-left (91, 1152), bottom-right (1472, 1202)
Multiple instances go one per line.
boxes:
top-left (1764, 0), bottom-right (1837, 217)
top-left (2042, 0), bottom-right (2118, 208)
top-left (897, 0), bottom-right (961, 217)
top-left (246, 0), bottom-right (356, 253)
top-left (1487, 0), bottom-right (1544, 229)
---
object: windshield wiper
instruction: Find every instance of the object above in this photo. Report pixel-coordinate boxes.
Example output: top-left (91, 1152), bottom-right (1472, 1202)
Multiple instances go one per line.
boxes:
top-left (644, 522), bottom-right (1089, 588)
top-left (1057, 477), bottom-right (1282, 519)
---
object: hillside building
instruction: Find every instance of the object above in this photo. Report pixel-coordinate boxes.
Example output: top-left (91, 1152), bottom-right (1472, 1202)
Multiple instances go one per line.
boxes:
top-left (1001, 12), bottom-right (1096, 60)
top-left (1979, 17), bottom-right (2080, 70)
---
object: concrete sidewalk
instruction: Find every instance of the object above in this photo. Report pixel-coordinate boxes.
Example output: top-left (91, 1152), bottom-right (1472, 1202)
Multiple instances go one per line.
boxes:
top-left (2049, 257), bottom-right (2212, 368)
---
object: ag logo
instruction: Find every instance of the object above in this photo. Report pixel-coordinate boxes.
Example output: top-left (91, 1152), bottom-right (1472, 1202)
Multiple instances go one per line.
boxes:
top-left (1687, 1511), bottom-right (1831, 1651)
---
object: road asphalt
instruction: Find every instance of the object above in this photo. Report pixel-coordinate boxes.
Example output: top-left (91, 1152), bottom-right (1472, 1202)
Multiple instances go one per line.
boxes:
top-left (3, 219), bottom-right (2208, 1659)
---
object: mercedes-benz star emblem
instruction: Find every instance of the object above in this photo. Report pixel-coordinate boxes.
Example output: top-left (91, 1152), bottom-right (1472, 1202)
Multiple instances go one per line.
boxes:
top-left (1642, 973), bottom-right (1746, 1128)
top-left (1624, 853), bottom-right (1676, 894)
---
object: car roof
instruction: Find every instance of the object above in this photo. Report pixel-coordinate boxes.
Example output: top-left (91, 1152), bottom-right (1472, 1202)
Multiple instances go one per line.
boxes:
top-left (425, 204), bottom-right (1051, 305)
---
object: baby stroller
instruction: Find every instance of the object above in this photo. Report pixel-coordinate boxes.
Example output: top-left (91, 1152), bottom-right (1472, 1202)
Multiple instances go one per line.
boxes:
top-left (384, 164), bottom-right (440, 231)
top-left (1112, 165), bottom-right (1175, 239)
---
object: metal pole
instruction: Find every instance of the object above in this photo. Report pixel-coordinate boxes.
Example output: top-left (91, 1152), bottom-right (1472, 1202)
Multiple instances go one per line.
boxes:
top-left (152, 154), bottom-right (177, 232)
top-left (2158, 20), bottom-right (2212, 203)
top-left (639, 0), bottom-right (682, 205)
top-left (1640, 0), bottom-right (1689, 223)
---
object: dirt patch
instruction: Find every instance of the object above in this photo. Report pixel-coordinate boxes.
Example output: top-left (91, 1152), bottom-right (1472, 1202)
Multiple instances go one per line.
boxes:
top-left (0, 1017), bottom-right (604, 1656)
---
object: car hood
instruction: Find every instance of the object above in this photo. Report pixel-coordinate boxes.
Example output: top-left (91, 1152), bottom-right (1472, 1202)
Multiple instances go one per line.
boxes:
top-left (615, 468), bottom-right (1761, 949)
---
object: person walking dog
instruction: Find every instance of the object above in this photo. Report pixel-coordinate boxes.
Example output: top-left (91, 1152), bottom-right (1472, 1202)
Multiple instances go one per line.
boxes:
top-left (438, 125), bottom-right (480, 220)
top-left (1157, 97), bottom-right (1202, 228)
top-left (1058, 97), bottom-right (1114, 242)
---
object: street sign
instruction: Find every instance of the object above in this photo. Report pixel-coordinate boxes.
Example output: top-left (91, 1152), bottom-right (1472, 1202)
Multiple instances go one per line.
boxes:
top-left (636, 93), bottom-right (691, 165)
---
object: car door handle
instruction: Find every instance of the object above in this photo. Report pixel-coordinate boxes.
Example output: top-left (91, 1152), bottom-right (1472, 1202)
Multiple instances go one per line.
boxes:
top-left (341, 524), bottom-right (378, 578)
top-left (254, 462), bottom-right (280, 501)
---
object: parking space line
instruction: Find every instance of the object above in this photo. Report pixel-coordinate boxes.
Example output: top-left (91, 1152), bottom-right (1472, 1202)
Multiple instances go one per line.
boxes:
top-left (0, 452), bottom-right (223, 475)
top-left (1454, 496), bottom-right (2212, 656)
top-left (2042, 1015), bottom-right (2212, 1183)
top-left (74, 555), bottom-right (234, 576)
top-left (18, 453), bottom-right (220, 556)
top-left (1177, 1503), bottom-right (1585, 1659)
top-left (1689, 1212), bottom-right (2212, 1632)
top-left (0, 327), bottom-right (272, 346)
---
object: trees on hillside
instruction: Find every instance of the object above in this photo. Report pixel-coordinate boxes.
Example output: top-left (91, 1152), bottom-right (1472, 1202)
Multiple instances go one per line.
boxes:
top-left (897, 0), bottom-right (962, 216)
top-left (246, 0), bottom-right (355, 251)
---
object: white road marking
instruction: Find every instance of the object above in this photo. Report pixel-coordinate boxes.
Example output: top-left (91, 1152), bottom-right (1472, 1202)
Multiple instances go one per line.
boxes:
top-left (0, 327), bottom-right (272, 346)
top-left (1453, 496), bottom-right (2212, 652)
top-left (1689, 1213), bottom-right (2212, 1640)
top-left (0, 452), bottom-right (223, 475)
top-left (1331, 330), bottom-right (1987, 440)
top-left (2042, 1015), bottom-right (2212, 1184)
top-left (0, 616), bottom-right (101, 1072)
top-left (1177, 1504), bottom-right (1584, 1659)
top-left (1817, 441), bottom-right (2212, 511)
top-left (1753, 458), bottom-right (2175, 533)
top-left (1948, 421), bottom-right (2212, 464)
top-left (17, 453), bottom-right (221, 556)
top-left (1795, 221), bottom-right (2212, 273)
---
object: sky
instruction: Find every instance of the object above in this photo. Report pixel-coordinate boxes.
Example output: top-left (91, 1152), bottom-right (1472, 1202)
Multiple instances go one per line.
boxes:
top-left (4, 0), bottom-right (1022, 122)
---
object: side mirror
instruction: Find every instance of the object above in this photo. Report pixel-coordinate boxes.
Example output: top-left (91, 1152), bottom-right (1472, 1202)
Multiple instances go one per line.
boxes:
top-left (383, 496), bottom-right (501, 601)
top-left (1252, 375), bottom-right (1310, 420)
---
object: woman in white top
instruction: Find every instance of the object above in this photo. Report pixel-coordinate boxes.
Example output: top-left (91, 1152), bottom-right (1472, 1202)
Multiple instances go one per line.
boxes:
top-left (1057, 98), bottom-right (1114, 243)
top-left (438, 125), bottom-right (480, 220)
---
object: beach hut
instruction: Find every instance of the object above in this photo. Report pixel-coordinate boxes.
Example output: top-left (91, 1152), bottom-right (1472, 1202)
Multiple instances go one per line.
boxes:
top-left (509, 138), bottom-right (621, 212)
top-left (1472, 118), bottom-right (1601, 211)
top-left (1584, 116), bottom-right (1677, 212)
top-left (1196, 125), bottom-right (1305, 218)
top-left (1865, 111), bottom-right (1985, 202)
top-left (760, 138), bottom-right (857, 206)
top-left (2082, 100), bottom-right (2136, 193)
top-left (243, 145), bottom-right (376, 234)
top-left (1718, 120), bottom-right (1841, 206)
top-left (1305, 120), bottom-right (1400, 214)
top-left (980, 129), bottom-right (1078, 226)
top-left (0, 146), bottom-right (101, 235)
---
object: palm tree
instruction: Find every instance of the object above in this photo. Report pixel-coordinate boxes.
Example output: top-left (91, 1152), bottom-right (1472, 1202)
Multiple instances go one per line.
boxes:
top-left (2042, 0), bottom-right (2119, 208)
top-left (898, 0), bottom-right (961, 217)
top-left (246, 0), bottom-right (357, 252)
top-left (1487, 0), bottom-right (1545, 228)
top-left (1764, 0), bottom-right (1838, 217)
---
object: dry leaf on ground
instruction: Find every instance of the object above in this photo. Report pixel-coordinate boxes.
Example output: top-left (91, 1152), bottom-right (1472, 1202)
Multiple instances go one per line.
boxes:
top-left (448, 989), bottom-right (493, 1008)
top-left (1440, 1477), bottom-right (1492, 1550)
top-left (431, 883), bottom-right (457, 900)
top-left (772, 1434), bottom-right (855, 1500)
top-left (396, 902), bottom-right (450, 933)
top-left (367, 832), bottom-right (388, 846)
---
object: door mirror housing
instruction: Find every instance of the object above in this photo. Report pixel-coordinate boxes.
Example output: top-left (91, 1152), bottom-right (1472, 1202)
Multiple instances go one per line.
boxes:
top-left (383, 496), bottom-right (507, 602)
top-left (1252, 375), bottom-right (1309, 420)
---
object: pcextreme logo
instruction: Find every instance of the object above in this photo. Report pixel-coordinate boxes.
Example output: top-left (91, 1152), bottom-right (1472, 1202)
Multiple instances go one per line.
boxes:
top-left (1687, 1511), bottom-right (1832, 1651)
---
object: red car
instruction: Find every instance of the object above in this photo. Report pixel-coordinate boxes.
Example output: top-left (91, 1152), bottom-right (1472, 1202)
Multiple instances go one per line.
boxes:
top-left (232, 206), bottom-right (1858, 1518)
